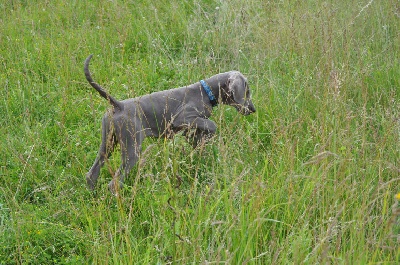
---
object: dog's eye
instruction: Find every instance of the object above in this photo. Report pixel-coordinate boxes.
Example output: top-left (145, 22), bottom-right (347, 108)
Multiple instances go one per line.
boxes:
top-left (243, 81), bottom-right (249, 96)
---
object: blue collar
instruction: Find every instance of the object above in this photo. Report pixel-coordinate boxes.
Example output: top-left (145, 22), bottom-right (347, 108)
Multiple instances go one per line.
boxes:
top-left (200, 80), bottom-right (218, 107)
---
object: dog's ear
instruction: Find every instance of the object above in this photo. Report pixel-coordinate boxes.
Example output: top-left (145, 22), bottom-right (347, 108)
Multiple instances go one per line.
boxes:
top-left (228, 73), bottom-right (247, 105)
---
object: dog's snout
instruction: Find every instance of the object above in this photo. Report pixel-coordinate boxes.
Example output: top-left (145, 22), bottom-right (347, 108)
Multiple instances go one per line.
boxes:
top-left (241, 102), bottom-right (256, 116)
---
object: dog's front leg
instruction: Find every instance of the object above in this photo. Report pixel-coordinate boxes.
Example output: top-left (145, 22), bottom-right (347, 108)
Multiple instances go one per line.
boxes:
top-left (186, 118), bottom-right (217, 148)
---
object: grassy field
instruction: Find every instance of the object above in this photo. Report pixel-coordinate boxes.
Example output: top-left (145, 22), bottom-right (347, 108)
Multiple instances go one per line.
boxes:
top-left (1, 0), bottom-right (399, 264)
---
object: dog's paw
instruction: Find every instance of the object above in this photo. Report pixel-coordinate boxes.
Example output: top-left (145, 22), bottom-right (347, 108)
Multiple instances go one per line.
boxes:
top-left (108, 179), bottom-right (123, 196)
top-left (86, 173), bottom-right (96, 191)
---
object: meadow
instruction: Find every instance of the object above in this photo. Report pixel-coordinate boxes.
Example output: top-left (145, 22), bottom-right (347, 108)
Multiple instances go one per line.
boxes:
top-left (1, 0), bottom-right (399, 264)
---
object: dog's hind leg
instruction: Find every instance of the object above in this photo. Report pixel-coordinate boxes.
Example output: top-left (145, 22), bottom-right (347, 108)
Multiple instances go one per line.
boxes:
top-left (108, 120), bottom-right (144, 195)
top-left (86, 115), bottom-right (116, 190)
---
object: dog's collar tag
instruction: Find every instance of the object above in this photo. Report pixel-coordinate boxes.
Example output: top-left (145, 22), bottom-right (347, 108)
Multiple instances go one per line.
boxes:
top-left (200, 80), bottom-right (218, 107)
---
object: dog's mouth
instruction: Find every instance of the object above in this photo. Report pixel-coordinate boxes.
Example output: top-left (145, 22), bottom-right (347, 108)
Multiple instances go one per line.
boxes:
top-left (234, 104), bottom-right (256, 116)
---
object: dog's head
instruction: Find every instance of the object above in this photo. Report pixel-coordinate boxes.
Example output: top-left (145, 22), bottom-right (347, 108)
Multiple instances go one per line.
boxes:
top-left (226, 72), bottom-right (256, 116)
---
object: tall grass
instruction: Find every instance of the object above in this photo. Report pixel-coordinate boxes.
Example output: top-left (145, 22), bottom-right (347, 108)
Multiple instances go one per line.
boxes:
top-left (1, 0), bottom-right (399, 264)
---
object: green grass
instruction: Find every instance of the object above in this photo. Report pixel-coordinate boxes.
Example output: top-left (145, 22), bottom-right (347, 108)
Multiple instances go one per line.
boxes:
top-left (1, 0), bottom-right (399, 264)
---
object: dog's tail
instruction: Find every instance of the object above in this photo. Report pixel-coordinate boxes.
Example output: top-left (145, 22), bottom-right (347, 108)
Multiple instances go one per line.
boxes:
top-left (84, 54), bottom-right (124, 111)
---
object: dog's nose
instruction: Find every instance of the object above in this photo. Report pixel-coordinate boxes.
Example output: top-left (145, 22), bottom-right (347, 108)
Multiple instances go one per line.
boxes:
top-left (248, 102), bottom-right (256, 113)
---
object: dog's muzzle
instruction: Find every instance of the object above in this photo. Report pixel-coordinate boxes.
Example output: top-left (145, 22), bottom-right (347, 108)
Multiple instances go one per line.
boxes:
top-left (236, 101), bottom-right (256, 115)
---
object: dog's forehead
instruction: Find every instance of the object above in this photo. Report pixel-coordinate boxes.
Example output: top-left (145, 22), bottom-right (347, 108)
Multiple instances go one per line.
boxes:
top-left (229, 72), bottom-right (247, 83)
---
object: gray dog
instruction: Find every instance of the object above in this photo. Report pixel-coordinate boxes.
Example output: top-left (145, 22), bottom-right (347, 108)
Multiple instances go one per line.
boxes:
top-left (84, 54), bottom-right (256, 194)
